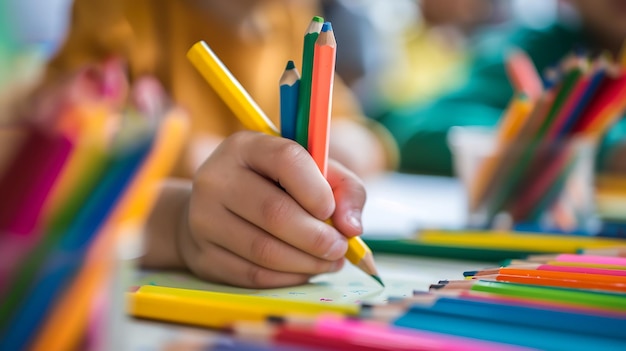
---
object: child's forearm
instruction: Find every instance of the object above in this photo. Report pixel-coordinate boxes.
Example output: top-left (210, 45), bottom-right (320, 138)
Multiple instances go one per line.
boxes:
top-left (140, 179), bottom-right (192, 269)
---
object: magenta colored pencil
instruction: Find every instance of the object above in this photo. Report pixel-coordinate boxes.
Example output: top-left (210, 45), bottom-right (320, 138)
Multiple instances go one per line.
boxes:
top-left (0, 133), bottom-right (72, 295)
top-left (313, 314), bottom-right (533, 351)
top-left (6, 135), bottom-right (73, 235)
top-left (555, 254), bottom-right (626, 267)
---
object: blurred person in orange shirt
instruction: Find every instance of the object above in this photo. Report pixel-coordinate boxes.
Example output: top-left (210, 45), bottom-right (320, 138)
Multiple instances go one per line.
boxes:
top-left (11, 0), bottom-right (398, 288)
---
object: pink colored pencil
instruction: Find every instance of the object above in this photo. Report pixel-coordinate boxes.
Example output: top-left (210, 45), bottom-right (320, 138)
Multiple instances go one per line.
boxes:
top-left (555, 253), bottom-right (626, 267)
top-left (313, 314), bottom-right (532, 351)
top-left (307, 22), bottom-right (336, 177)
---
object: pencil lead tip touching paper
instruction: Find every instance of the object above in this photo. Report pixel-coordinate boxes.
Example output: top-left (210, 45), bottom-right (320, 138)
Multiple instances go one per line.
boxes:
top-left (134, 254), bottom-right (472, 306)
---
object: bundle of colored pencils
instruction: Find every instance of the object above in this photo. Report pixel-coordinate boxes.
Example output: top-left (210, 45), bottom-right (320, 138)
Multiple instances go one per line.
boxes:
top-left (0, 95), bottom-right (188, 350)
top-left (379, 251), bottom-right (626, 350)
top-left (146, 248), bottom-right (626, 351)
top-left (469, 49), bottom-right (626, 233)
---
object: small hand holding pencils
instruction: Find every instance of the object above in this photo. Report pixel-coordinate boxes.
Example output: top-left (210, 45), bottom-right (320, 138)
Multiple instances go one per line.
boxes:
top-left (186, 18), bottom-right (383, 287)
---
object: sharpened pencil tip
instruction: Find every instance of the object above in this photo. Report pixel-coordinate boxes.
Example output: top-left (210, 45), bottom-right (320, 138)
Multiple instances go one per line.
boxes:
top-left (429, 284), bottom-right (446, 290)
top-left (285, 60), bottom-right (295, 70)
top-left (312, 16), bottom-right (324, 23)
top-left (371, 275), bottom-right (385, 287)
top-left (462, 271), bottom-right (478, 277)
top-left (321, 22), bottom-right (332, 32)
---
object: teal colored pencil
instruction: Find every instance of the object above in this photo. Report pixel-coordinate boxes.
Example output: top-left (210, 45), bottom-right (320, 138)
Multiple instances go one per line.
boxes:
top-left (295, 16), bottom-right (324, 149)
top-left (279, 61), bottom-right (301, 140)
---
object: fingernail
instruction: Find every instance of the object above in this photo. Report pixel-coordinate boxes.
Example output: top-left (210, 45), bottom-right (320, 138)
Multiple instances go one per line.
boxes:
top-left (326, 238), bottom-right (348, 259)
top-left (347, 210), bottom-right (362, 232)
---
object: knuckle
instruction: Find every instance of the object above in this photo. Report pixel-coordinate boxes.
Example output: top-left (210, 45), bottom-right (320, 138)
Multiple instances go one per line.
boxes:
top-left (228, 130), bottom-right (253, 146)
top-left (310, 259), bottom-right (333, 275)
top-left (246, 265), bottom-right (266, 287)
top-left (276, 141), bottom-right (310, 167)
top-left (309, 223), bottom-right (334, 256)
top-left (249, 235), bottom-right (277, 267)
top-left (260, 195), bottom-right (292, 228)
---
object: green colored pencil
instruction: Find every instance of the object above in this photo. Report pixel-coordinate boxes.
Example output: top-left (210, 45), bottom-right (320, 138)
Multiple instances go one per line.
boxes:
top-left (471, 280), bottom-right (626, 311)
top-left (295, 16), bottom-right (324, 149)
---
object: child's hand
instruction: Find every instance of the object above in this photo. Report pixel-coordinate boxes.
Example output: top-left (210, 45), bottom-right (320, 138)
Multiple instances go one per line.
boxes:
top-left (177, 131), bottom-right (366, 288)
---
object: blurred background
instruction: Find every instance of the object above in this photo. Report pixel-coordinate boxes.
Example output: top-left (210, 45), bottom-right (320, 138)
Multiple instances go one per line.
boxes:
top-left (0, 0), bottom-right (561, 121)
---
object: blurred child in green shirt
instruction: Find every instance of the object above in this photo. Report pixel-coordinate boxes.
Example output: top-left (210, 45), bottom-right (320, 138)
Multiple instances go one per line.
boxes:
top-left (380, 0), bottom-right (626, 176)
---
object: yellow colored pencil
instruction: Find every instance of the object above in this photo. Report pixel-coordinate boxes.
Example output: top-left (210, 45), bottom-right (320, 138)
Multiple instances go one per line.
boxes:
top-left (127, 285), bottom-right (358, 329)
top-left (186, 40), bottom-right (383, 286)
top-left (187, 41), bottom-right (279, 136)
top-left (418, 229), bottom-right (626, 252)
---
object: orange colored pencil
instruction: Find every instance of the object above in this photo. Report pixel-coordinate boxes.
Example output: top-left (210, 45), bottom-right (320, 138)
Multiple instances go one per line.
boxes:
top-left (307, 22), bottom-right (336, 177)
top-left (444, 275), bottom-right (626, 293)
top-left (470, 92), bottom-right (554, 210)
top-left (469, 95), bottom-right (532, 206)
top-left (501, 267), bottom-right (626, 283)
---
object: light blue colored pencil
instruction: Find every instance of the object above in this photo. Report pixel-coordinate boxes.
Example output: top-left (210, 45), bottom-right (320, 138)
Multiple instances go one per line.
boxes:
top-left (394, 308), bottom-right (626, 351)
top-left (279, 60), bottom-right (301, 140)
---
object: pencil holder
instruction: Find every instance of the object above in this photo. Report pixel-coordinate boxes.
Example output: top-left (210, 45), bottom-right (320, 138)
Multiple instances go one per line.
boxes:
top-left (448, 126), bottom-right (600, 234)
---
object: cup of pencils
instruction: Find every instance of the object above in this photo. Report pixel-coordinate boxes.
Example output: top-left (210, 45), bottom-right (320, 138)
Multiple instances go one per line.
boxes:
top-left (449, 125), bottom-right (598, 234)
top-left (448, 48), bottom-right (626, 234)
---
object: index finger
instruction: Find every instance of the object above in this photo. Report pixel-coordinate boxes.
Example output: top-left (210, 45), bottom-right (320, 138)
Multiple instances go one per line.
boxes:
top-left (234, 132), bottom-right (336, 220)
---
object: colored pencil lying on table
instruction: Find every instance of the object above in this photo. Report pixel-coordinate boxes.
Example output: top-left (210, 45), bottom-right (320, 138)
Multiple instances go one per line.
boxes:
top-left (394, 300), bottom-right (626, 350)
top-left (233, 314), bottom-right (531, 351)
top-left (127, 285), bottom-right (359, 329)
top-left (515, 253), bottom-right (626, 266)
top-left (468, 262), bottom-right (626, 278)
top-left (395, 294), bottom-right (626, 340)
top-left (431, 279), bottom-right (626, 311)
top-left (416, 229), bottom-right (626, 252)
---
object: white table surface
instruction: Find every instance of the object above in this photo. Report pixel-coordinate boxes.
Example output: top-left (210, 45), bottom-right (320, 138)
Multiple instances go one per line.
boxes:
top-left (122, 173), bottom-right (486, 351)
